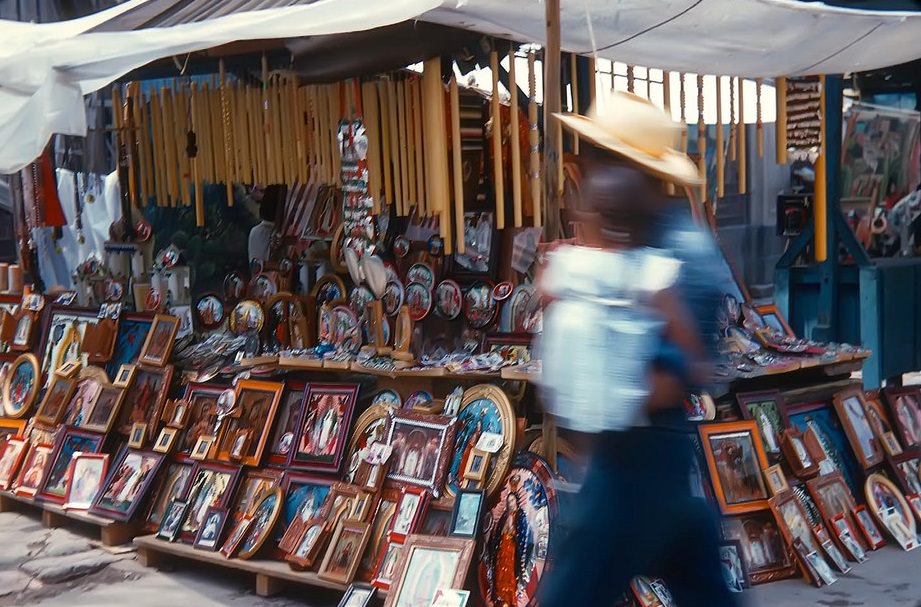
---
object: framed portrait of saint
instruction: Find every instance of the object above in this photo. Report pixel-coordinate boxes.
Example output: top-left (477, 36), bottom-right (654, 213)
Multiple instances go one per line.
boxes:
top-left (832, 389), bottom-right (884, 469)
top-left (216, 380), bottom-right (283, 467)
top-left (699, 421), bottom-right (770, 515)
top-left (288, 384), bottom-right (359, 473)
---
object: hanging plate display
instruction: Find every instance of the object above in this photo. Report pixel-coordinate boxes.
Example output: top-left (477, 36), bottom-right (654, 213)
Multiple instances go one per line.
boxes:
top-left (266, 294), bottom-right (308, 351)
top-left (384, 262), bottom-right (400, 285)
top-left (134, 219), bottom-right (153, 243)
top-left (427, 235), bottom-right (445, 256)
top-left (492, 281), bottom-right (513, 302)
top-left (330, 305), bottom-right (362, 354)
top-left (223, 272), bottom-right (247, 302)
top-left (103, 279), bottom-right (125, 303)
top-left (464, 282), bottom-right (497, 329)
top-left (382, 281), bottom-right (404, 317)
top-left (479, 452), bottom-right (560, 607)
top-left (350, 286), bottom-right (375, 316)
top-left (393, 236), bottom-right (410, 259)
top-left (506, 285), bottom-right (536, 333)
top-left (3, 353), bottom-right (40, 419)
top-left (312, 274), bottom-right (348, 308)
top-left (404, 390), bottom-right (433, 411)
top-left (145, 288), bottom-right (162, 312)
top-left (446, 384), bottom-right (516, 498)
top-left (371, 389), bottom-right (402, 410)
top-left (249, 273), bottom-right (278, 300)
top-left (406, 263), bottom-right (435, 292)
top-left (195, 294), bottom-right (225, 331)
top-left (434, 280), bottom-right (463, 320)
top-left (405, 282), bottom-right (432, 322)
top-left (229, 300), bottom-right (265, 334)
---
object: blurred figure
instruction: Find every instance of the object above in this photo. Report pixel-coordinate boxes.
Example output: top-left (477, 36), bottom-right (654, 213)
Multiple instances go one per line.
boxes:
top-left (538, 92), bottom-right (737, 607)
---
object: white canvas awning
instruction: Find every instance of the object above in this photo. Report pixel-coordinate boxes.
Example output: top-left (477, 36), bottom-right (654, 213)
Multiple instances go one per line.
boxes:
top-left (3, 0), bottom-right (921, 173)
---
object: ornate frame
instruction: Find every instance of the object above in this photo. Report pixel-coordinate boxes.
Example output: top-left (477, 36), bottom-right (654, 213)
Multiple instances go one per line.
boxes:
top-left (216, 379), bottom-right (283, 467)
top-left (384, 535), bottom-right (475, 607)
top-left (699, 421), bottom-right (771, 515)
top-left (317, 519), bottom-right (371, 584)
top-left (37, 428), bottom-right (104, 503)
top-left (736, 389), bottom-right (789, 457)
top-left (89, 447), bottom-right (166, 522)
top-left (237, 486), bottom-right (284, 560)
top-left (864, 472), bottom-right (917, 547)
top-left (833, 388), bottom-right (885, 469)
top-left (287, 383), bottom-right (359, 473)
top-left (138, 314), bottom-right (179, 367)
top-left (882, 386), bottom-right (921, 450)
top-left (385, 409), bottom-right (456, 498)
top-left (3, 353), bottom-right (40, 419)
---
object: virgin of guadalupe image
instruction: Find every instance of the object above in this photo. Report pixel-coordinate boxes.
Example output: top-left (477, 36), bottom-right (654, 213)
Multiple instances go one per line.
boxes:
top-left (299, 395), bottom-right (343, 458)
top-left (484, 479), bottom-right (535, 606)
top-left (755, 409), bottom-right (779, 453)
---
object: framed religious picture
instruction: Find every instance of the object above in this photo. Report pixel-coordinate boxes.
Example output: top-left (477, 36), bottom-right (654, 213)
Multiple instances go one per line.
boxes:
top-left (36, 307), bottom-right (100, 388)
top-left (805, 472), bottom-right (858, 530)
top-left (216, 380), bottom-right (283, 468)
top-left (891, 455), bottom-right (921, 496)
top-left (450, 489), bottom-right (485, 539)
top-left (862, 393), bottom-right (899, 453)
top-left (138, 314), bottom-right (180, 367)
top-left (286, 517), bottom-right (329, 569)
top-left (883, 387), bottom-right (921, 450)
top-left (118, 364), bottom-right (174, 437)
top-left (390, 486), bottom-right (429, 543)
top-left (337, 583), bottom-right (377, 607)
top-left (82, 383), bottom-right (126, 434)
top-left (371, 541), bottom-right (404, 591)
top-left (461, 449), bottom-right (490, 488)
top-left (104, 313), bottom-right (153, 379)
top-left (128, 423), bottom-right (147, 449)
top-left (0, 436), bottom-right (29, 490)
top-left (318, 519), bottom-right (371, 584)
top-left (384, 535), bottom-right (476, 607)
top-left (814, 525), bottom-right (851, 574)
top-left (34, 372), bottom-right (75, 426)
top-left (420, 503), bottom-right (453, 538)
top-left (278, 472), bottom-right (334, 554)
top-left (907, 493), bottom-right (921, 523)
top-left (37, 429), bottom-right (104, 503)
top-left (157, 499), bottom-right (189, 542)
top-left (153, 427), bottom-right (180, 454)
top-left (191, 435), bottom-right (215, 461)
top-left (55, 361), bottom-right (82, 379)
top-left (180, 462), bottom-right (242, 541)
top-left (2, 354), bottom-right (39, 419)
top-left (853, 504), bottom-right (886, 550)
top-left (358, 488), bottom-right (400, 582)
top-left (288, 383), bottom-right (359, 473)
top-left (145, 461), bottom-right (194, 533)
top-left (768, 491), bottom-right (824, 560)
top-left (864, 473), bottom-right (917, 550)
top-left (62, 453), bottom-right (108, 510)
top-left (194, 507), bottom-right (229, 551)
top-left (344, 404), bottom-right (391, 484)
top-left (237, 486), bottom-right (284, 560)
top-left (164, 399), bottom-right (191, 429)
top-left (780, 428), bottom-right (821, 479)
top-left (178, 383), bottom-right (225, 459)
top-left (718, 540), bottom-right (749, 593)
top-left (833, 389), bottom-right (885, 469)
top-left (13, 442), bottom-right (53, 498)
top-left (267, 381), bottom-right (306, 467)
top-left (446, 384), bottom-right (516, 499)
top-left (61, 370), bottom-right (106, 428)
top-left (830, 514), bottom-right (868, 562)
top-left (386, 410), bottom-right (457, 498)
top-left (89, 447), bottom-right (166, 522)
top-left (9, 310), bottom-right (35, 351)
top-left (720, 512), bottom-right (797, 585)
top-left (113, 364), bottom-right (136, 388)
top-left (220, 515), bottom-right (253, 558)
top-left (229, 469), bottom-right (282, 531)
top-left (736, 390), bottom-right (789, 458)
top-left (792, 537), bottom-right (837, 588)
top-left (763, 465), bottom-right (789, 497)
top-left (699, 421), bottom-right (771, 515)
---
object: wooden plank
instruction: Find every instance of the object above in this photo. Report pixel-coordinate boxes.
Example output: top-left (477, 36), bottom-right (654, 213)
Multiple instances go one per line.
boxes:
top-left (256, 573), bottom-right (287, 598)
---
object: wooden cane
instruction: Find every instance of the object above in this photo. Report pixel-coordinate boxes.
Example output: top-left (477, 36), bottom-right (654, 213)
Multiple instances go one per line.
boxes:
top-left (423, 58), bottom-right (451, 251)
top-left (271, 77), bottom-right (286, 183)
top-left (716, 76), bottom-right (725, 199)
top-left (377, 81), bottom-right (394, 208)
top-left (129, 83), bottom-right (149, 205)
top-left (386, 79), bottom-right (402, 214)
top-left (189, 82), bottom-right (205, 226)
top-left (776, 77), bottom-right (788, 165)
top-left (219, 61), bottom-right (235, 204)
top-left (362, 82), bottom-right (382, 214)
top-left (490, 51), bottom-right (505, 230)
top-left (412, 77), bottom-right (426, 216)
top-left (404, 79), bottom-right (418, 212)
top-left (451, 75), bottom-right (466, 253)
top-left (738, 78), bottom-right (747, 194)
top-left (149, 91), bottom-right (165, 207)
top-left (159, 87), bottom-right (177, 205)
top-left (397, 78), bottom-right (411, 213)
top-left (209, 82), bottom-right (225, 186)
top-left (175, 85), bottom-right (192, 204)
top-left (509, 48), bottom-right (523, 227)
top-left (528, 51), bottom-right (541, 227)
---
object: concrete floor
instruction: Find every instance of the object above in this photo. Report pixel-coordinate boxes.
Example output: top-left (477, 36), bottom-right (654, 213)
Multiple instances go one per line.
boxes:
top-left (1, 510), bottom-right (921, 606)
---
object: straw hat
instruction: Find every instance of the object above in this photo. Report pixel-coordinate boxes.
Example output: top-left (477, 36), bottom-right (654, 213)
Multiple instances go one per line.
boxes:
top-left (555, 91), bottom-right (703, 186)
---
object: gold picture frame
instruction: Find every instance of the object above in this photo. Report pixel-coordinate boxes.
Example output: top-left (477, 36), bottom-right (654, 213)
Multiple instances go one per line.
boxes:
top-left (317, 519), bottom-right (371, 585)
top-left (154, 427), bottom-right (180, 454)
top-left (138, 314), bottom-right (180, 367)
top-left (763, 464), bottom-right (789, 496)
top-left (128, 423), bottom-right (148, 449)
top-left (191, 435), bottom-right (215, 461)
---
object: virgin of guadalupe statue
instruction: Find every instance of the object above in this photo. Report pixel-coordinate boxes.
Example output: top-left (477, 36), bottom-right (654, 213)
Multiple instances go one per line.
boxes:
top-left (485, 481), bottom-right (534, 606)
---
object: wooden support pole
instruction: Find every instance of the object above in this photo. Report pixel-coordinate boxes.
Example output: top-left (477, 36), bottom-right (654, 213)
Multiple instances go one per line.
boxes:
top-left (528, 51), bottom-right (542, 227)
top-left (544, 0), bottom-right (563, 241)
top-left (716, 76), bottom-right (725, 198)
top-left (729, 77), bottom-right (737, 163)
top-left (490, 50), bottom-right (506, 229)
top-left (412, 78), bottom-right (426, 216)
top-left (569, 53), bottom-right (579, 155)
top-left (815, 75), bottom-right (828, 263)
top-left (697, 74), bottom-right (706, 203)
top-left (738, 78), bottom-right (747, 195)
top-left (509, 47), bottom-right (523, 227)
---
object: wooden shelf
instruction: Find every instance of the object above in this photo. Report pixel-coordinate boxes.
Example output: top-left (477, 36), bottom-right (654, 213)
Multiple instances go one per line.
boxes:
top-left (0, 490), bottom-right (139, 546)
top-left (134, 534), bottom-right (375, 598)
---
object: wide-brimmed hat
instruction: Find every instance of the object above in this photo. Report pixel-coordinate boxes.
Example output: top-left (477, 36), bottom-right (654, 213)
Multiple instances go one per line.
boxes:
top-left (554, 91), bottom-right (703, 186)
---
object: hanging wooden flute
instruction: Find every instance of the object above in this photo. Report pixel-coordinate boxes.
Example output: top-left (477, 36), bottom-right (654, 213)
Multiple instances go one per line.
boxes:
top-left (716, 76), bottom-right (725, 198)
top-left (664, 72), bottom-right (675, 196)
top-left (209, 82), bottom-right (225, 186)
top-left (149, 91), bottom-right (165, 207)
top-left (509, 47), bottom-right (523, 227)
top-left (697, 74), bottom-right (706, 202)
top-left (249, 85), bottom-right (263, 185)
top-left (490, 50), bottom-right (506, 230)
top-left (776, 76), bottom-right (788, 165)
top-left (362, 81), bottom-right (382, 214)
top-left (159, 87), bottom-right (178, 206)
top-left (738, 78), bottom-right (747, 194)
top-left (570, 53), bottom-right (579, 155)
top-left (396, 78), bottom-right (411, 213)
top-left (422, 58), bottom-right (452, 252)
top-left (755, 77), bottom-right (764, 158)
top-left (329, 84), bottom-right (342, 186)
top-left (130, 83), bottom-right (149, 205)
top-left (450, 75), bottom-right (465, 253)
top-left (404, 79), bottom-right (418, 211)
top-left (289, 78), bottom-right (304, 184)
top-left (528, 51), bottom-right (541, 227)
top-left (679, 73), bottom-right (688, 155)
top-left (377, 81), bottom-right (394, 207)
top-left (174, 85), bottom-right (191, 204)
top-left (278, 78), bottom-right (292, 184)
top-left (412, 77), bottom-right (426, 216)
top-left (219, 62), bottom-right (235, 204)
top-left (271, 77), bottom-right (286, 183)
top-left (729, 77), bottom-right (737, 162)
top-left (189, 82), bottom-right (205, 226)
top-left (120, 86), bottom-right (139, 207)
top-left (386, 79), bottom-right (402, 215)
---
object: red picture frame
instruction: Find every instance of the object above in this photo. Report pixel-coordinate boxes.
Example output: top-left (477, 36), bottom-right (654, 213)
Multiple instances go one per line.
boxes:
top-left (387, 485), bottom-right (429, 544)
top-left (287, 383), bottom-right (359, 474)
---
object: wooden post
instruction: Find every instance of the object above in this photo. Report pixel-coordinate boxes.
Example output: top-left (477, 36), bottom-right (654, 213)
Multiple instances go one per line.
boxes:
top-left (528, 52), bottom-right (541, 227)
top-left (543, 0), bottom-right (563, 241)
top-left (490, 51), bottom-right (506, 230)
top-left (738, 78), bottom-right (747, 195)
top-left (815, 75), bottom-right (827, 263)
top-left (716, 76), bottom-right (724, 199)
top-left (756, 77), bottom-right (764, 158)
top-left (450, 76), bottom-right (466, 253)
top-left (697, 75), bottom-right (706, 203)
top-left (776, 77), bottom-right (788, 165)
top-left (509, 48), bottom-right (523, 227)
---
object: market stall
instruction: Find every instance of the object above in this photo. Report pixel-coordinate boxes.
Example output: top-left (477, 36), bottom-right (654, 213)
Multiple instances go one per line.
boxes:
top-left (2, 2), bottom-right (921, 607)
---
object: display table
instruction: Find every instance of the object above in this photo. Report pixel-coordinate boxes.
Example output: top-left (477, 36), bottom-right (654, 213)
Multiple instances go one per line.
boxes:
top-left (0, 490), bottom-right (139, 546)
top-left (133, 534), bottom-right (378, 598)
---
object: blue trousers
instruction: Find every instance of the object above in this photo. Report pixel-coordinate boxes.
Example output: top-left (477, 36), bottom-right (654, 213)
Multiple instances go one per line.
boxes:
top-left (540, 417), bottom-right (739, 607)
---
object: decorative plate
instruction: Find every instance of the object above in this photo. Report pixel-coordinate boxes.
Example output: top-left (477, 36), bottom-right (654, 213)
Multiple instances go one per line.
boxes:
top-left (195, 294), bottom-right (225, 330)
top-left (249, 273), bottom-right (278, 300)
top-left (406, 263), bottom-right (435, 292)
top-left (492, 281), bottom-right (513, 301)
top-left (383, 281), bottom-right (404, 317)
top-left (393, 236), bottom-right (410, 259)
top-left (3, 354), bottom-right (40, 419)
top-left (403, 390), bottom-right (433, 410)
top-left (434, 280), bottom-right (463, 320)
top-left (384, 262), bottom-right (400, 285)
top-left (223, 272), bottom-right (247, 301)
top-left (463, 282), bottom-right (497, 329)
top-left (507, 285), bottom-right (536, 333)
top-left (350, 286), bottom-right (375, 315)
top-left (330, 305), bottom-right (362, 354)
top-left (229, 300), bottom-right (265, 334)
top-left (405, 282), bottom-right (432, 322)
top-left (372, 390), bottom-right (402, 409)
top-left (312, 274), bottom-right (348, 308)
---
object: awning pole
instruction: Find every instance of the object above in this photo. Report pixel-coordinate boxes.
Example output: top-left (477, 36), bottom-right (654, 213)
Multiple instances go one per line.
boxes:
top-left (542, 0), bottom-right (562, 242)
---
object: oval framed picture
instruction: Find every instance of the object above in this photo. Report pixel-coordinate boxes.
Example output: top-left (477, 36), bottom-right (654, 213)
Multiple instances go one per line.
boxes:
top-left (463, 281), bottom-right (497, 329)
top-left (3, 353), bottom-right (40, 419)
top-left (434, 280), bottom-right (463, 320)
top-left (404, 282), bottom-right (432, 322)
top-left (406, 263), bottom-right (435, 292)
top-left (229, 300), bottom-right (265, 335)
top-left (195, 293), bottom-right (225, 331)
top-left (238, 486), bottom-right (284, 559)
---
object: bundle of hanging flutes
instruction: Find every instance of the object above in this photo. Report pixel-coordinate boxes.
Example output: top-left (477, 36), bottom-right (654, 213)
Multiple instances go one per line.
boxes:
top-left (120, 51), bottom-right (542, 231)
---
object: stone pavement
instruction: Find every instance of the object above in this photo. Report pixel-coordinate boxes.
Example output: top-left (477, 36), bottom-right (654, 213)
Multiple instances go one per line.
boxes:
top-left (2, 510), bottom-right (921, 606)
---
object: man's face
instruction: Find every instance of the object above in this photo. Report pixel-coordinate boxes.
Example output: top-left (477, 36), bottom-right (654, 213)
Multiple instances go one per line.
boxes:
top-left (580, 153), bottom-right (663, 235)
